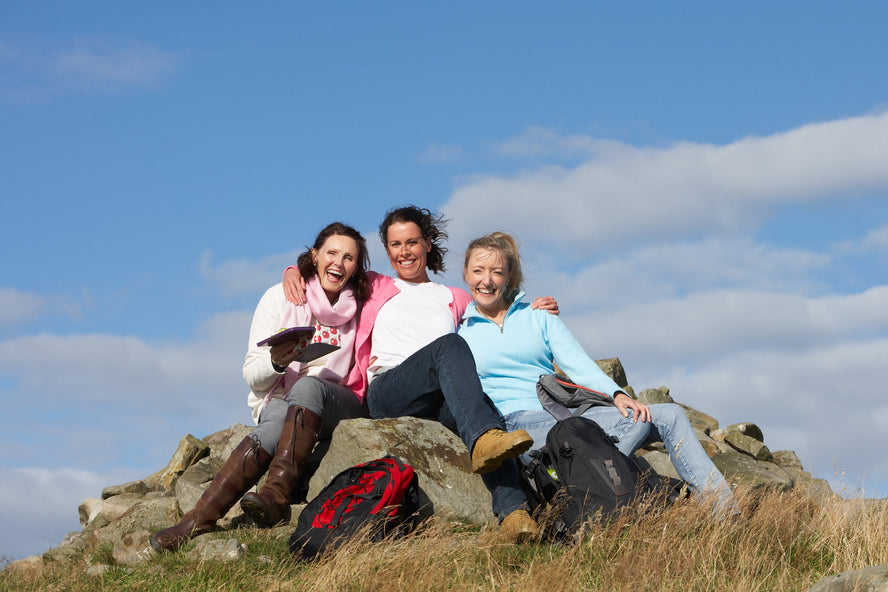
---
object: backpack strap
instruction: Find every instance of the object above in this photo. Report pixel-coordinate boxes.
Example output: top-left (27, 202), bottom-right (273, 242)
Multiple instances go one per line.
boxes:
top-left (537, 374), bottom-right (614, 421)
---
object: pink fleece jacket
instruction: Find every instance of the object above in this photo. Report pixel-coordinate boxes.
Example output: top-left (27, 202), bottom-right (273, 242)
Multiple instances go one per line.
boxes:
top-left (344, 271), bottom-right (472, 402)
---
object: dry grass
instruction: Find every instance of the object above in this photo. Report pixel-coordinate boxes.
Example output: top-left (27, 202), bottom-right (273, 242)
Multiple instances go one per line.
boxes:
top-left (3, 484), bottom-right (887, 592)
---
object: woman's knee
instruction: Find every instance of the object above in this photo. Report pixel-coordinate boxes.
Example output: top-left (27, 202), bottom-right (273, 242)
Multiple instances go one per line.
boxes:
top-left (650, 403), bottom-right (684, 423)
top-left (435, 332), bottom-right (467, 352)
top-left (433, 333), bottom-right (474, 363)
top-left (285, 377), bottom-right (327, 413)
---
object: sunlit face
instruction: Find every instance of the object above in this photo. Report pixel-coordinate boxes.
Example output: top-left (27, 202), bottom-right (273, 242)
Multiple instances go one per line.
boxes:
top-left (384, 221), bottom-right (431, 283)
top-left (312, 234), bottom-right (359, 301)
top-left (464, 247), bottom-right (510, 315)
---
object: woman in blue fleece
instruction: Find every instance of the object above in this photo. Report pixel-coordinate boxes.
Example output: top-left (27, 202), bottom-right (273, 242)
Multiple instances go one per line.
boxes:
top-left (457, 232), bottom-right (738, 516)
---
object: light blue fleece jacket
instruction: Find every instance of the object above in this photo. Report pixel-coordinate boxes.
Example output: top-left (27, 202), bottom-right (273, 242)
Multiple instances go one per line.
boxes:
top-left (458, 291), bottom-right (623, 417)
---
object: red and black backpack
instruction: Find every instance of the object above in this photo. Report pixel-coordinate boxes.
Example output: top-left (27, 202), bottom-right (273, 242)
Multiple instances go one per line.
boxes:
top-left (289, 456), bottom-right (420, 560)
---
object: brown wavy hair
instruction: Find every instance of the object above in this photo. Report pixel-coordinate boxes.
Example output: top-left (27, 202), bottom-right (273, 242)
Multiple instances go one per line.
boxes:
top-left (296, 222), bottom-right (371, 301)
top-left (378, 205), bottom-right (449, 274)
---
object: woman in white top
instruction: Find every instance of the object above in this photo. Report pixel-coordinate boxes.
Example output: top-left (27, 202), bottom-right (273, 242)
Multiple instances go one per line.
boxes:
top-left (151, 222), bottom-right (370, 552)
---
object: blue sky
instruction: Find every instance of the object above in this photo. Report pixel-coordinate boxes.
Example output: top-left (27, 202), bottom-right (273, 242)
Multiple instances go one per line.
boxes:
top-left (2, 2), bottom-right (888, 560)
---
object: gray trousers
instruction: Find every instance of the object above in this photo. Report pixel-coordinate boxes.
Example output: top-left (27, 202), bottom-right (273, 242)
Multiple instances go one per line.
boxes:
top-left (251, 377), bottom-right (367, 454)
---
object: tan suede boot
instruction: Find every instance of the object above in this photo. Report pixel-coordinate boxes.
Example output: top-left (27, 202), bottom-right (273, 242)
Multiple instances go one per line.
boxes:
top-left (150, 436), bottom-right (271, 552)
top-left (471, 428), bottom-right (533, 474)
top-left (499, 509), bottom-right (539, 543)
top-left (240, 405), bottom-right (322, 527)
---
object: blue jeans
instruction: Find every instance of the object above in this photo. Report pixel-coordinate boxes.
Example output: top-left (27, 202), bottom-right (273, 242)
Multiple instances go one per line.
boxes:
top-left (367, 333), bottom-right (527, 518)
top-left (504, 403), bottom-right (739, 515)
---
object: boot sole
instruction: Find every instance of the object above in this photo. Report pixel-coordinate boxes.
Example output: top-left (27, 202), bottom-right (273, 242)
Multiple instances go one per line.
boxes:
top-left (472, 433), bottom-right (534, 474)
top-left (240, 494), bottom-right (288, 527)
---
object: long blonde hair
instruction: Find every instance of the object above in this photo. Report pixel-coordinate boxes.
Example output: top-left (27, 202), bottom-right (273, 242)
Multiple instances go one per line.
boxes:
top-left (463, 231), bottom-right (524, 302)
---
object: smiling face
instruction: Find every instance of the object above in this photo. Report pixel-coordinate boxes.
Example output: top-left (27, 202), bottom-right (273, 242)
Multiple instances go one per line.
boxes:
top-left (312, 233), bottom-right (359, 302)
top-left (384, 221), bottom-right (432, 283)
top-left (464, 247), bottom-right (510, 317)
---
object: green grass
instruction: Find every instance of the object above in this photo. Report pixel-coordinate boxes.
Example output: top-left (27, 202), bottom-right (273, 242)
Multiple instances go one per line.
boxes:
top-left (2, 485), bottom-right (886, 592)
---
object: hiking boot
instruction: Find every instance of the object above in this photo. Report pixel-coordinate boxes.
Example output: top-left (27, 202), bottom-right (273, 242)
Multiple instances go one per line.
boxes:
top-left (500, 509), bottom-right (539, 543)
top-left (150, 436), bottom-right (271, 552)
top-left (471, 429), bottom-right (533, 474)
top-left (241, 405), bottom-right (322, 527)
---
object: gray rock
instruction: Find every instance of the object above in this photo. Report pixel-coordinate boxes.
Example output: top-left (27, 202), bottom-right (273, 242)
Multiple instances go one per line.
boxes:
top-left (102, 480), bottom-right (149, 499)
top-left (180, 456), bottom-right (225, 486)
top-left (680, 404), bottom-right (719, 434)
top-left (174, 476), bottom-right (208, 516)
top-left (637, 386), bottom-right (674, 405)
top-left (635, 450), bottom-right (680, 481)
top-left (85, 563), bottom-right (112, 576)
top-left (726, 422), bottom-right (765, 443)
top-left (595, 358), bottom-right (628, 387)
top-left (203, 424), bottom-right (254, 459)
top-left (79, 497), bottom-right (103, 527)
top-left (84, 496), bottom-right (179, 551)
top-left (724, 431), bottom-right (774, 462)
top-left (144, 434), bottom-right (210, 491)
top-left (307, 417), bottom-right (494, 523)
top-left (807, 562), bottom-right (888, 591)
top-left (2, 555), bottom-right (45, 576)
top-left (42, 531), bottom-right (88, 563)
top-left (694, 428), bottom-right (729, 457)
top-left (711, 451), bottom-right (794, 492)
top-left (186, 538), bottom-right (246, 562)
top-left (772, 449), bottom-right (804, 470)
top-left (112, 529), bottom-right (154, 565)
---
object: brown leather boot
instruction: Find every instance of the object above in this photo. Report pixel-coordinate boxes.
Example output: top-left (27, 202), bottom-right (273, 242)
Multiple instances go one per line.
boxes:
top-left (150, 436), bottom-right (271, 552)
top-left (240, 405), bottom-right (322, 527)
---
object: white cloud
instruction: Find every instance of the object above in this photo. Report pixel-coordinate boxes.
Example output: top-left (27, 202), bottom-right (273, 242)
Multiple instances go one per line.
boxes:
top-left (642, 338), bottom-right (888, 496)
top-left (417, 142), bottom-right (463, 163)
top-left (0, 288), bottom-right (45, 328)
top-left (442, 111), bottom-right (888, 254)
top-left (0, 466), bottom-right (140, 560)
top-left (50, 41), bottom-right (181, 87)
top-left (494, 125), bottom-right (627, 159)
top-left (0, 313), bottom-right (250, 403)
top-left (0, 38), bottom-right (184, 99)
top-left (0, 310), bottom-right (252, 470)
top-left (863, 224), bottom-right (888, 252)
top-left (559, 285), bottom-right (888, 368)
top-left (199, 250), bottom-right (301, 297)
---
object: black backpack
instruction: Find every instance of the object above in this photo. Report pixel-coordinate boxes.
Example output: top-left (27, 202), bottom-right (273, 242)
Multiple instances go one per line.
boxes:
top-left (289, 456), bottom-right (420, 560)
top-left (521, 415), bottom-right (664, 540)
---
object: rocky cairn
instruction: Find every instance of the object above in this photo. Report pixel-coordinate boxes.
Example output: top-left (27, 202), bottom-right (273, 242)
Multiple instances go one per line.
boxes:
top-left (6, 358), bottom-right (840, 577)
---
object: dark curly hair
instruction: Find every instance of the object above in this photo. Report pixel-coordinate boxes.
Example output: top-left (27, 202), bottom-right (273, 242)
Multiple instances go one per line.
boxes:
top-left (296, 222), bottom-right (371, 302)
top-left (378, 205), bottom-right (449, 274)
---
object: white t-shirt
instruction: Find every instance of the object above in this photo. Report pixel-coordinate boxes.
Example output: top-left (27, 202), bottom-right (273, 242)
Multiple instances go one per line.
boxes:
top-left (369, 279), bottom-right (454, 372)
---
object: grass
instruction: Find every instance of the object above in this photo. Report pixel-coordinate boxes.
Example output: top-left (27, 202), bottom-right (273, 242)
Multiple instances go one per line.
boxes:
top-left (2, 484), bottom-right (886, 591)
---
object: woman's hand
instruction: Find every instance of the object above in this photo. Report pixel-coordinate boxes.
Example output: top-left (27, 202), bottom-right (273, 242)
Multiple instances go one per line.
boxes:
top-left (530, 296), bottom-right (559, 315)
top-left (269, 341), bottom-right (304, 369)
top-left (283, 267), bottom-right (307, 305)
top-left (614, 392), bottom-right (651, 423)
